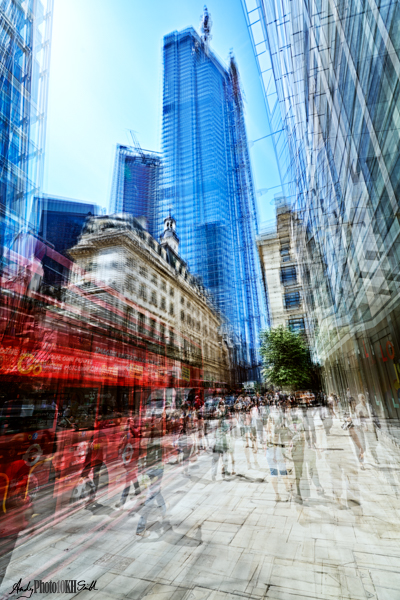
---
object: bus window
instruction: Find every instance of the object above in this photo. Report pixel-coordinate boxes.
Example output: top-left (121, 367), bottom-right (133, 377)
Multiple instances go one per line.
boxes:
top-left (144, 388), bottom-right (164, 418)
top-left (0, 390), bottom-right (57, 435)
top-left (133, 388), bottom-right (142, 415)
top-left (62, 387), bottom-right (98, 430)
top-left (98, 386), bottom-right (130, 422)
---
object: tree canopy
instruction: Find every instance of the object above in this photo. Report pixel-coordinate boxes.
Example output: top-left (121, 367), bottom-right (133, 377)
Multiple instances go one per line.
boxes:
top-left (260, 325), bottom-right (312, 391)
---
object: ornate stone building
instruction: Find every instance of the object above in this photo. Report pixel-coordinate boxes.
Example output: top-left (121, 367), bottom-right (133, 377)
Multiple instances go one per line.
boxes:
top-left (257, 200), bottom-right (307, 336)
top-left (67, 213), bottom-right (231, 388)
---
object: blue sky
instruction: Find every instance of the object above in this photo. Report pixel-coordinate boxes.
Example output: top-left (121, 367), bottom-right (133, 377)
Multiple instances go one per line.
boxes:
top-left (44, 0), bottom-right (280, 224)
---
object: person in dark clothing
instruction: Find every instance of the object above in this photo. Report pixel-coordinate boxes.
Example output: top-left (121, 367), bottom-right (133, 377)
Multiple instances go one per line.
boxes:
top-left (116, 417), bottom-right (141, 507)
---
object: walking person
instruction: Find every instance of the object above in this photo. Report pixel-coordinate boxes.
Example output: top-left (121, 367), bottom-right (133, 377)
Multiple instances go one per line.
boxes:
top-left (345, 400), bottom-right (365, 468)
top-left (116, 417), bottom-right (141, 507)
top-left (197, 403), bottom-right (207, 450)
top-left (355, 393), bottom-right (380, 465)
top-left (250, 402), bottom-right (259, 453)
top-left (212, 408), bottom-right (230, 481)
top-left (136, 417), bottom-right (166, 537)
top-left (266, 405), bottom-right (292, 502)
top-left (178, 419), bottom-right (193, 477)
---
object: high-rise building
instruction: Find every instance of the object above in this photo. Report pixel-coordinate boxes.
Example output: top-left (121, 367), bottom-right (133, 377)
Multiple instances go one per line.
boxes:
top-left (0, 0), bottom-right (53, 238)
top-left (160, 22), bottom-right (266, 381)
top-left (37, 195), bottom-right (101, 255)
top-left (243, 0), bottom-right (400, 424)
top-left (109, 144), bottom-right (161, 238)
top-left (36, 195), bottom-right (101, 287)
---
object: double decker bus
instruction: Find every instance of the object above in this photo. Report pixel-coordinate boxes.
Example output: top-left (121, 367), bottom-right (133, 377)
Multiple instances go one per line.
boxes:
top-left (0, 235), bottom-right (203, 547)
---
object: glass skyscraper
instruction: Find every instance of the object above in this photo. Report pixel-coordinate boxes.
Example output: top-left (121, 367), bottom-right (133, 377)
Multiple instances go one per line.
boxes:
top-left (109, 144), bottom-right (161, 238)
top-left (160, 27), bottom-right (266, 380)
top-left (35, 194), bottom-right (101, 287)
top-left (243, 0), bottom-right (400, 425)
top-left (0, 0), bottom-right (53, 239)
top-left (37, 195), bottom-right (101, 256)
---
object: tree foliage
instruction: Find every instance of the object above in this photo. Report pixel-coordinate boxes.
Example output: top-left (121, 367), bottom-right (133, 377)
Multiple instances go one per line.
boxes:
top-left (260, 326), bottom-right (311, 391)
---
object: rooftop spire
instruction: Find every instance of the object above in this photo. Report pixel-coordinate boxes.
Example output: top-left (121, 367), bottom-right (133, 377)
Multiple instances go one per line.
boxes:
top-left (200, 6), bottom-right (212, 46)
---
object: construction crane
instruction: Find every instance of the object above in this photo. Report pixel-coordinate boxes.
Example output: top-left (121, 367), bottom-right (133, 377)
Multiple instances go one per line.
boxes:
top-left (129, 130), bottom-right (145, 160)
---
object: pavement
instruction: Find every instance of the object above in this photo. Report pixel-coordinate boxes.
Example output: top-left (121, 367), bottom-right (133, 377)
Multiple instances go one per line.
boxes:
top-left (1, 414), bottom-right (400, 600)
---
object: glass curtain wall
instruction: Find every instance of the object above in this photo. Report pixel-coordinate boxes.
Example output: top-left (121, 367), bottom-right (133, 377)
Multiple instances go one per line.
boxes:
top-left (160, 28), bottom-right (266, 381)
top-left (109, 145), bottom-right (161, 238)
top-left (0, 0), bottom-right (53, 242)
top-left (242, 0), bottom-right (400, 432)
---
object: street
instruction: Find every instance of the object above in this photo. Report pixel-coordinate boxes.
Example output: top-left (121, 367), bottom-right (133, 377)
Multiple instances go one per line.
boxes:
top-left (1, 412), bottom-right (400, 600)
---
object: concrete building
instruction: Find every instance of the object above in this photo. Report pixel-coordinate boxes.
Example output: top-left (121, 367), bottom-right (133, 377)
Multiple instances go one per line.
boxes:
top-left (257, 201), bottom-right (305, 334)
top-left (67, 213), bottom-right (231, 388)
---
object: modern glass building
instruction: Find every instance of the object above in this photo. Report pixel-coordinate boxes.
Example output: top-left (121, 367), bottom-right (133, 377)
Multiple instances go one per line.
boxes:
top-left (160, 27), bottom-right (267, 380)
top-left (37, 195), bottom-right (101, 255)
top-left (0, 0), bottom-right (53, 240)
top-left (243, 0), bottom-right (400, 427)
top-left (109, 144), bottom-right (161, 238)
top-left (36, 195), bottom-right (101, 286)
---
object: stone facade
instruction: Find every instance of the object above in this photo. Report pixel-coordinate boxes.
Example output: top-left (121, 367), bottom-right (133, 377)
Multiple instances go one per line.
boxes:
top-left (257, 202), bottom-right (306, 335)
top-left (67, 213), bottom-right (231, 387)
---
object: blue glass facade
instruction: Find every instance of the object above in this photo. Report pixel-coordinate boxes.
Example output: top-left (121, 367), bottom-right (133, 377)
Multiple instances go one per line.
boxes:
top-left (0, 0), bottom-right (53, 237)
top-left (110, 144), bottom-right (161, 238)
top-left (160, 28), bottom-right (267, 379)
top-left (36, 195), bottom-right (101, 286)
top-left (37, 195), bottom-right (101, 255)
top-left (243, 0), bottom-right (400, 427)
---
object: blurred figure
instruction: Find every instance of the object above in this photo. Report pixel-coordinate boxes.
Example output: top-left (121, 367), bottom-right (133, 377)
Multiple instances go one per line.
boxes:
top-left (178, 420), bottom-right (193, 477)
top-left (197, 403), bottom-right (207, 450)
top-left (355, 394), bottom-right (380, 465)
top-left (319, 402), bottom-right (333, 437)
top-left (227, 412), bottom-right (238, 475)
top-left (327, 393), bottom-right (337, 417)
top-left (266, 405), bottom-right (291, 501)
top-left (136, 418), bottom-right (166, 537)
top-left (250, 402), bottom-right (259, 453)
top-left (348, 398), bottom-right (365, 468)
top-left (116, 417), bottom-right (141, 507)
top-left (212, 408), bottom-right (229, 481)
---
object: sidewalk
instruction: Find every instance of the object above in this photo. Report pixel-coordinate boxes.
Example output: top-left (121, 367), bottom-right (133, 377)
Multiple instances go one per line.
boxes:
top-left (1, 417), bottom-right (400, 600)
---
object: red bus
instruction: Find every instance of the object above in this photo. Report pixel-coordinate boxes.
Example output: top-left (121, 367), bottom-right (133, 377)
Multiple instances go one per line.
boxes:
top-left (0, 236), bottom-right (203, 547)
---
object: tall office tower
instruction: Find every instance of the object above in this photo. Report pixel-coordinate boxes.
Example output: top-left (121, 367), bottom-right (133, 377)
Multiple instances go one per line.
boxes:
top-left (160, 20), bottom-right (266, 381)
top-left (109, 143), bottom-right (161, 238)
top-left (0, 0), bottom-right (53, 239)
top-left (243, 0), bottom-right (400, 420)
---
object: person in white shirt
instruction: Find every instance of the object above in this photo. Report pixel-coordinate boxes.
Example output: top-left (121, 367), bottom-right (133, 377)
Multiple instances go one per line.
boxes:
top-left (355, 393), bottom-right (380, 464)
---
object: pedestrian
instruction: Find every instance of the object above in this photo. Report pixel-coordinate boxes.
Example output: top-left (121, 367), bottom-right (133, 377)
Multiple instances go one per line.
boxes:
top-left (344, 399), bottom-right (365, 467)
top-left (250, 402), bottom-right (259, 453)
top-left (178, 419), bottom-right (193, 477)
top-left (212, 411), bottom-right (229, 481)
top-left (116, 417), bottom-right (141, 507)
top-left (319, 402), bottom-right (333, 436)
top-left (136, 417), bottom-right (166, 537)
top-left (266, 405), bottom-right (291, 502)
top-left (355, 393), bottom-right (380, 465)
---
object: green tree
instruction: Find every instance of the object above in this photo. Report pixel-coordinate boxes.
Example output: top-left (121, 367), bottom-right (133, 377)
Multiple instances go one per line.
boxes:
top-left (260, 326), bottom-right (311, 391)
